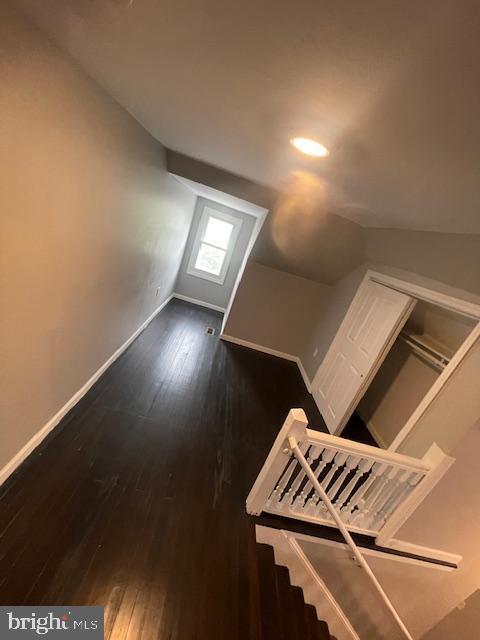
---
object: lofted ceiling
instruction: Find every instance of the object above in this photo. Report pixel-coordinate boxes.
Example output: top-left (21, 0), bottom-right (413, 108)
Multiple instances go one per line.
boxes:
top-left (18, 0), bottom-right (480, 234)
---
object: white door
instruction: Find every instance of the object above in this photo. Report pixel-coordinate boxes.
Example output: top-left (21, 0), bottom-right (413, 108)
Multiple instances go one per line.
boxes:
top-left (312, 280), bottom-right (415, 435)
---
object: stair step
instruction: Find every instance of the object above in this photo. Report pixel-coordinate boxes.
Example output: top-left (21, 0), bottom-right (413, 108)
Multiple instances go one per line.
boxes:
top-left (256, 543), bottom-right (332, 640)
top-left (305, 603), bottom-right (321, 640)
top-left (275, 566), bottom-right (301, 640)
top-left (318, 620), bottom-right (334, 640)
top-left (290, 585), bottom-right (310, 639)
top-left (257, 544), bottom-right (284, 639)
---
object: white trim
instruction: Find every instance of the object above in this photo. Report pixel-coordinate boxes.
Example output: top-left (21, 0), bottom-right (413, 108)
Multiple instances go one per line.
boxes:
top-left (388, 321), bottom-right (480, 451)
top-left (385, 539), bottom-right (462, 567)
top-left (220, 334), bottom-right (312, 390)
top-left (365, 269), bottom-right (480, 452)
top-left (310, 268), bottom-right (480, 451)
top-left (247, 409), bottom-right (308, 516)
top-left (169, 174), bottom-right (269, 219)
top-left (297, 358), bottom-right (312, 393)
top-left (285, 529), bottom-right (459, 572)
top-left (256, 525), bottom-right (359, 640)
top-left (186, 205), bottom-right (243, 285)
top-left (220, 334), bottom-right (297, 361)
top-left (220, 211), bottom-right (268, 335)
top-left (172, 293), bottom-right (225, 313)
top-left (367, 269), bottom-right (480, 320)
top-left (310, 275), bottom-right (416, 436)
top-left (305, 427), bottom-right (430, 473)
top-left (0, 295), bottom-right (173, 489)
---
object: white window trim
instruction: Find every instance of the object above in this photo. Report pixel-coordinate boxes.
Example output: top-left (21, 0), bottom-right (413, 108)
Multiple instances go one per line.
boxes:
top-left (187, 206), bottom-right (243, 285)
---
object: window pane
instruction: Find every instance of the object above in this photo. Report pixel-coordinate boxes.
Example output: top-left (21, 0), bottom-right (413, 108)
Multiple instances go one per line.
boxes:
top-left (203, 216), bottom-right (233, 249)
top-left (195, 242), bottom-right (226, 276)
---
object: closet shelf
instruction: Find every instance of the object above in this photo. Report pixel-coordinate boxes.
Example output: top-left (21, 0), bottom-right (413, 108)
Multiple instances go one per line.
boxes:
top-left (400, 330), bottom-right (451, 371)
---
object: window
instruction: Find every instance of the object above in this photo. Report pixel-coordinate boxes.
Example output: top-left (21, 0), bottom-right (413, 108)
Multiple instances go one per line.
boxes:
top-left (187, 206), bottom-right (243, 284)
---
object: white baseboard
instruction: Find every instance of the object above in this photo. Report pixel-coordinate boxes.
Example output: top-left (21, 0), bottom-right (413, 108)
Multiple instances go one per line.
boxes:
top-left (0, 295), bottom-right (173, 489)
top-left (220, 334), bottom-right (297, 361)
top-left (296, 358), bottom-right (312, 393)
top-left (220, 334), bottom-right (312, 391)
top-left (385, 538), bottom-right (462, 568)
top-left (288, 528), bottom-right (458, 572)
top-left (172, 293), bottom-right (225, 313)
top-left (256, 525), bottom-right (359, 640)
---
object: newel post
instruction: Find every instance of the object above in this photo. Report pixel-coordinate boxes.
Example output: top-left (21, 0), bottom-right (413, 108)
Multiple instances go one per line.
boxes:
top-left (246, 408), bottom-right (309, 516)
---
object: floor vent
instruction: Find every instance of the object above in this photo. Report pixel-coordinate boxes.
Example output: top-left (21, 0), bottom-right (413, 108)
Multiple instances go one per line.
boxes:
top-left (205, 326), bottom-right (216, 336)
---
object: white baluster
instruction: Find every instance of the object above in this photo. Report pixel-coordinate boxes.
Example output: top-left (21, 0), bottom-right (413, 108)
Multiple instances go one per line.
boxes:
top-left (279, 442), bottom-right (310, 510)
top-left (268, 441), bottom-right (308, 508)
top-left (365, 466), bottom-right (403, 531)
top-left (329, 455), bottom-right (361, 504)
top-left (305, 448), bottom-right (336, 513)
top-left (291, 446), bottom-right (323, 512)
top-left (332, 455), bottom-right (362, 511)
top-left (349, 462), bottom-right (389, 527)
top-left (313, 452), bottom-right (348, 519)
top-left (340, 458), bottom-right (375, 520)
top-left (377, 471), bottom-right (424, 526)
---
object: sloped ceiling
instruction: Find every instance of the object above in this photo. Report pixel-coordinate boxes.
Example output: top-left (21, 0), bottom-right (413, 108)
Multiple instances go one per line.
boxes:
top-left (16, 0), bottom-right (480, 287)
top-left (167, 150), bottom-right (364, 284)
top-left (17, 0), bottom-right (480, 235)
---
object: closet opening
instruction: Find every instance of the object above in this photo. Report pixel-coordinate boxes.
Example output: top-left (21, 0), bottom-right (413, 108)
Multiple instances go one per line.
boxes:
top-left (343, 300), bottom-right (477, 450)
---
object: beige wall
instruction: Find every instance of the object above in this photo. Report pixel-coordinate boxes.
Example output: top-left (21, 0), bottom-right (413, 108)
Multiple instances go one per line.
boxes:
top-left (301, 420), bottom-right (480, 638)
top-left (365, 228), bottom-right (480, 297)
top-left (408, 300), bottom-right (476, 354)
top-left (222, 262), bottom-right (330, 358)
top-left (358, 341), bottom-right (438, 448)
top-left (399, 333), bottom-right (480, 457)
top-left (0, 4), bottom-right (195, 472)
top-left (422, 589), bottom-right (480, 640)
top-left (398, 421), bottom-right (480, 637)
top-left (358, 302), bottom-right (475, 448)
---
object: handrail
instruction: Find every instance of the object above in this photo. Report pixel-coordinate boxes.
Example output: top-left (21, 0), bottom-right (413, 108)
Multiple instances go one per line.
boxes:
top-left (247, 409), bottom-right (454, 542)
top-left (305, 428), bottom-right (431, 474)
top-left (288, 435), bottom-right (414, 640)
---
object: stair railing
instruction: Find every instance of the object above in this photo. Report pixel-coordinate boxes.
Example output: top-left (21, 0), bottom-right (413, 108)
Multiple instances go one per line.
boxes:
top-left (247, 409), bottom-right (455, 639)
top-left (287, 433), bottom-right (413, 640)
top-left (247, 409), bottom-right (453, 543)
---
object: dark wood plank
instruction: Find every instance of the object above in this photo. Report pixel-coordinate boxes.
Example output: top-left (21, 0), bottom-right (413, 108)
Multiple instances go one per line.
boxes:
top-left (0, 299), bottom-right (326, 638)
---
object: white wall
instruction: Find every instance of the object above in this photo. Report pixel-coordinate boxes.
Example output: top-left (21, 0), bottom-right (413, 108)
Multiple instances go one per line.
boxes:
top-left (301, 265), bottom-right (368, 380)
top-left (175, 197), bottom-right (257, 309)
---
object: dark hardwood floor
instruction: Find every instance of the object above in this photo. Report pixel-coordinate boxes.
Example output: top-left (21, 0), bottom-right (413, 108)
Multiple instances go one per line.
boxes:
top-left (341, 412), bottom-right (379, 447)
top-left (0, 299), bottom-right (326, 639)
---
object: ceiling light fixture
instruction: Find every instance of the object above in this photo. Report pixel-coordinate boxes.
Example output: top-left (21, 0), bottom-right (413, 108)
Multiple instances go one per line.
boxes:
top-left (291, 137), bottom-right (329, 157)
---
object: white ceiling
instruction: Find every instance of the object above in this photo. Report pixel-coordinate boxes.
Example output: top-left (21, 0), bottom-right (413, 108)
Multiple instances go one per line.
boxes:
top-left (19, 0), bottom-right (480, 233)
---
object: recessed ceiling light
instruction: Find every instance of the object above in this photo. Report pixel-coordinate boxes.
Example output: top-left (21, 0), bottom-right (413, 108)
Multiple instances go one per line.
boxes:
top-left (291, 137), bottom-right (329, 157)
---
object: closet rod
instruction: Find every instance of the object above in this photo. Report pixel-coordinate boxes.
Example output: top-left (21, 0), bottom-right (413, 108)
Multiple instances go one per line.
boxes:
top-left (400, 331), bottom-right (450, 371)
